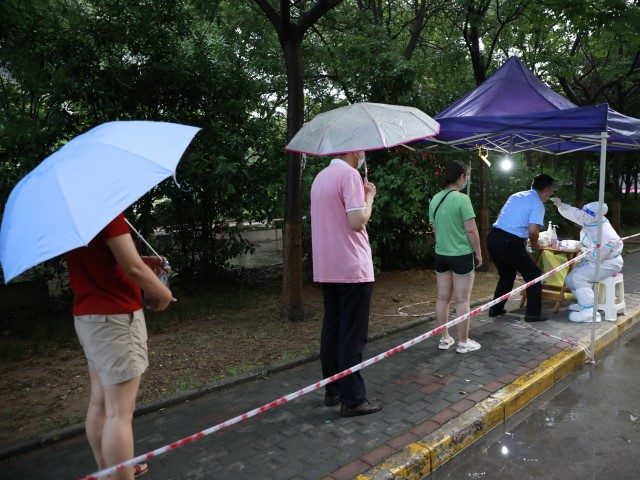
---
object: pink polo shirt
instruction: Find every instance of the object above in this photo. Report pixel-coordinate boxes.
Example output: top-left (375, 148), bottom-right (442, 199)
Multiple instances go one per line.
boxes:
top-left (310, 159), bottom-right (374, 283)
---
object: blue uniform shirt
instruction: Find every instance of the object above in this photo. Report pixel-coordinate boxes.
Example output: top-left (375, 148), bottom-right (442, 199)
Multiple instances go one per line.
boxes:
top-left (493, 190), bottom-right (545, 238)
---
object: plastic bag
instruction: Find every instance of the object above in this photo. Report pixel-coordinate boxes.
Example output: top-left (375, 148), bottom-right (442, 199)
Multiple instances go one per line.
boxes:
top-left (143, 259), bottom-right (171, 310)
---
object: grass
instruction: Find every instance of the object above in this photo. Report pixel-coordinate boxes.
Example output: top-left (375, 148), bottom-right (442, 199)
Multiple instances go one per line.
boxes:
top-left (145, 281), bottom-right (279, 334)
top-left (42, 415), bottom-right (84, 432)
top-left (0, 271), bottom-right (278, 360)
top-left (280, 343), bottom-right (319, 362)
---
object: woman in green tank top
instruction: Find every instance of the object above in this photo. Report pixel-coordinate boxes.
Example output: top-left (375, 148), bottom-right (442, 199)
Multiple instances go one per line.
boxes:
top-left (428, 161), bottom-right (482, 354)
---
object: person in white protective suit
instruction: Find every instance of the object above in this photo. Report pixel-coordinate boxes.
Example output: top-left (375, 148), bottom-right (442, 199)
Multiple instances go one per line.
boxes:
top-left (550, 198), bottom-right (624, 322)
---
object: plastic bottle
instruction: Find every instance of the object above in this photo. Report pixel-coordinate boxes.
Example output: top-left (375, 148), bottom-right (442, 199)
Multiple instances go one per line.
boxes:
top-left (542, 221), bottom-right (553, 246)
top-left (550, 224), bottom-right (558, 248)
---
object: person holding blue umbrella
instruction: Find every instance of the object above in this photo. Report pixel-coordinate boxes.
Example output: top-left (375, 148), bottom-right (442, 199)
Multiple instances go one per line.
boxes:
top-left (0, 120), bottom-right (200, 479)
top-left (67, 212), bottom-right (174, 479)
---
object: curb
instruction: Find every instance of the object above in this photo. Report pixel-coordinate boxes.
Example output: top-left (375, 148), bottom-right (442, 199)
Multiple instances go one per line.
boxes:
top-left (355, 305), bottom-right (640, 480)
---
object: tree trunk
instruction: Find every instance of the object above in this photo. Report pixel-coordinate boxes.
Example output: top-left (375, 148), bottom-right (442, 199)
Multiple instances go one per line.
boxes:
top-left (574, 157), bottom-right (585, 238)
top-left (575, 157), bottom-right (585, 207)
top-left (253, 0), bottom-right (345, 321)
top-left (281, 37), bottom-right (304, 322)
top-left (611, 153), bottom-right (621, 230)
top-left (478, 160), bottom-right (489, 265)
top-left (467, 48), bottom-right (489, 267)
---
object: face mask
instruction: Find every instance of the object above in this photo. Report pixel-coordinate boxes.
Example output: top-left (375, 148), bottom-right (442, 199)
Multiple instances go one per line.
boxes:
top-left (356, 152), bottom-right (366, 170)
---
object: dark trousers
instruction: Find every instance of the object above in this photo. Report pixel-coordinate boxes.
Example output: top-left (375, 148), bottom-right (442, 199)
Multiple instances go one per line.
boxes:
top-left (320, 282), bottom-right (374, 407)
top-left (487, 228), bottom-right (542, 316)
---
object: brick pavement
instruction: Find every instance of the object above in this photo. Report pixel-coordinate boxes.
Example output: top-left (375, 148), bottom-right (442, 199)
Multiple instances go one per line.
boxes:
top-left (3, 251), bottom-right (640, 480)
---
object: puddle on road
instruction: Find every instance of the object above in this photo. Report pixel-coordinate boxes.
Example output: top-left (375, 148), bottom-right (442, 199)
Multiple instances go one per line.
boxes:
top-left (486, 434), bottom-right (541, 463)
top-left (615, 409), bottom-right (639, 423)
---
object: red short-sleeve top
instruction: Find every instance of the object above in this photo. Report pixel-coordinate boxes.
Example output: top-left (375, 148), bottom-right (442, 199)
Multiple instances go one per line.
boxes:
top-left (65, 214), bottom-right (143, 315)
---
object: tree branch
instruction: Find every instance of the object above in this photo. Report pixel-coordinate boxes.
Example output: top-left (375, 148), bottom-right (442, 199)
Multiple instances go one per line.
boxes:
top-left (252, 0), bottom-right (282, 35)
top-left (310, 24), bottom-right (356, 103)
top-left (298, 0), bottom-right (344, 35)
top-left (557, 76), bottom-right (581, 105)
top-left (486, 0), bottom-right (528, 69)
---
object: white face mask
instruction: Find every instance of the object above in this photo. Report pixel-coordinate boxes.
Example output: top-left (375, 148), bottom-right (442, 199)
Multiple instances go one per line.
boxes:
top-left (356, 152), bottom-right (366, 170)
top-left (460, 174), bottom-right (468, 190)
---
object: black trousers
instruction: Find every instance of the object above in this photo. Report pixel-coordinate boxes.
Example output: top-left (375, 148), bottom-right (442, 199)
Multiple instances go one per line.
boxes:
top-left (487, 228), bottom-right (541, 316)
top-left (320, 282), bottom-right (374, 407)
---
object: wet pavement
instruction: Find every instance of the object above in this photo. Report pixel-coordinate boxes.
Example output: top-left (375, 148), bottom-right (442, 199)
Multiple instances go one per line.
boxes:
top-left (426, 324), bottom-right (640, 480)
top-left (2, 251), bottom-right (640, 480)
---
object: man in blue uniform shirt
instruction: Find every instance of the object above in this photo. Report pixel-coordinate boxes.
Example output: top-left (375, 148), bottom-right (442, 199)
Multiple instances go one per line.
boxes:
top-left (487, 174), bottom-right (555, 322)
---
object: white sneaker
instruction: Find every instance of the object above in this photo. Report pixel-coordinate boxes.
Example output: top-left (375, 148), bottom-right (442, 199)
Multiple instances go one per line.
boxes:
top-left (438, 336), bottom-right (455, 350)
top-left (457, 339), bottom-right (481, 353)
top-left (569, 309), bottom-right (602, 323)
top-left (568, 303), bottom-right (583, 312)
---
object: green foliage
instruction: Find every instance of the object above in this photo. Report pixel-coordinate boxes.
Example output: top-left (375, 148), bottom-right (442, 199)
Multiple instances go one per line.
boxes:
top-left (1, 0), bottom-right (640, 288)
top-left (367, 152), bottom-right (440, 270)
top-left (0, 0), bottom-right (286, 283)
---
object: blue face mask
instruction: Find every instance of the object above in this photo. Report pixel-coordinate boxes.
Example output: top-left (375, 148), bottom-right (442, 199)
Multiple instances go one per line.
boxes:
top-left (356, 152), bottom-right (366, 170)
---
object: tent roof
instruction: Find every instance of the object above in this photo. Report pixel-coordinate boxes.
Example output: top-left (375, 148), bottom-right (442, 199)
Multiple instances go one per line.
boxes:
top-left (434, 56), bottom-right (640, 154)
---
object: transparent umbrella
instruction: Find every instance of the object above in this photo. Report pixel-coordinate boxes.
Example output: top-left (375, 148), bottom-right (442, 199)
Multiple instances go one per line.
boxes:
top-left (285, 102), bottom-right (440, 156)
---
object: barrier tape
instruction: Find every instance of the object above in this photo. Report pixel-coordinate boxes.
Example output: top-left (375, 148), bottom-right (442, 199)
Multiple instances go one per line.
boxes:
top-left (372, 300), bottom-right (434, 317)
top-left (621, 232), bottom-right (640, 241)
top-left (506, 319), bottom-right (590, 357)
top-left (81, 235), bottom-right (640, 480)
top-left (371, 273), bottom-right (514, 318)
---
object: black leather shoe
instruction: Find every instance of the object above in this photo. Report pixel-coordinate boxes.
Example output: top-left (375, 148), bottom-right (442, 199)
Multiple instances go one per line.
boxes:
top-left (524, 314), bottom-right (547, 322)
top-left (340, 399), bottom-right (382, 417)
top-left (488, 308), bottom-right (507, 317)
top-left (324, 393), bottom-right (340, 407)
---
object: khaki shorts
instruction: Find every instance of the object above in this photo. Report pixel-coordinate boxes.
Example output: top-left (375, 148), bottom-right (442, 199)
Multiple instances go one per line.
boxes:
top-left (74, 309), bottom-right (148, 385)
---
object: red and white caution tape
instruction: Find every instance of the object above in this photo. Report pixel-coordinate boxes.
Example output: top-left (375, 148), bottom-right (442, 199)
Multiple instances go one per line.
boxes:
top-left (621, 232), bottom-right (640, 242)
top-left (81, 240), bottom-right (625, 480)
top-left (506, 319), bottom-right (590, 357)
top-left (372, 300), bottom-right (434, 317)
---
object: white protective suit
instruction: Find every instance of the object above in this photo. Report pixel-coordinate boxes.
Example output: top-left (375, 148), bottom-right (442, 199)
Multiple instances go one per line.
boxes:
top-left (553, 200), bottom-right (623, 322)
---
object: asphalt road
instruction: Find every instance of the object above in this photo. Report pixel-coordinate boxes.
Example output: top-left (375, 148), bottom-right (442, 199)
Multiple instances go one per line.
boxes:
top-left (426, 326), bottom-right (640, 480)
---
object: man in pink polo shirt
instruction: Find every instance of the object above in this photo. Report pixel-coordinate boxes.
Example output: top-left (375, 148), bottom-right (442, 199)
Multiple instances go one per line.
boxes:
top-left (311, 150), bottom-right (382, 417)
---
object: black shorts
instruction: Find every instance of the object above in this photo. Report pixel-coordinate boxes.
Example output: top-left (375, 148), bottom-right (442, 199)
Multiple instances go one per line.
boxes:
top-left (434, 253), bottom-right (475, 275)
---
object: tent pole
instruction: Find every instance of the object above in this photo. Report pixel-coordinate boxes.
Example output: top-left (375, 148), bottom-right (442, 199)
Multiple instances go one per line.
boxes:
top-left (590, 132), bottom-right (607, 361)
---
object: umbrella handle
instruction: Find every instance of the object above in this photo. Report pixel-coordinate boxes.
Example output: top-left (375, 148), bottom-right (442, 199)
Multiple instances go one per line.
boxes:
top-left (124, 218), bottom-right (164, 261)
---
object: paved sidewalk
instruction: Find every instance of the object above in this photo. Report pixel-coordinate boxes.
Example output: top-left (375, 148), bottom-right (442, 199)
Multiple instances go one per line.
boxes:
top-left (3, 252), bottom-right (640, 480)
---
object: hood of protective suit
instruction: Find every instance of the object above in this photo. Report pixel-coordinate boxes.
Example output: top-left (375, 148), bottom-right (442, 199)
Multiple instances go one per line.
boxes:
top-left (582, 201), bottom-right (608, 220)
top-left (580, 201), bottom-right (623, 267)
top-left (556, 199), bottom-right (622, 268)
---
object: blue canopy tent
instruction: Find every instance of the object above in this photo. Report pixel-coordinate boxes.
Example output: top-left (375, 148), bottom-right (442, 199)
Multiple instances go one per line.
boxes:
top-left (431, 56), bottom-right (640, 357)
top-left (434, 56), bottom-right (640, 154)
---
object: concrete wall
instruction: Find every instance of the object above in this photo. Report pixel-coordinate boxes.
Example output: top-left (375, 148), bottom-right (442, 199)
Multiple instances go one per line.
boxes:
top-left (229, 228), bottom-right (283, 268)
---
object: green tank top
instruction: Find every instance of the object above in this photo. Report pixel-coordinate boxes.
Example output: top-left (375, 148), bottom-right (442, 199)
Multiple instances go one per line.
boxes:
top-left (428, 189), bottom-right (476, 256)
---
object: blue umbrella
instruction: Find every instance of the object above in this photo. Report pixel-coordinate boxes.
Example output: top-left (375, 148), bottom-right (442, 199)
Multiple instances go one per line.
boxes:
top-left (0, 120), bottom-right (200, 283)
